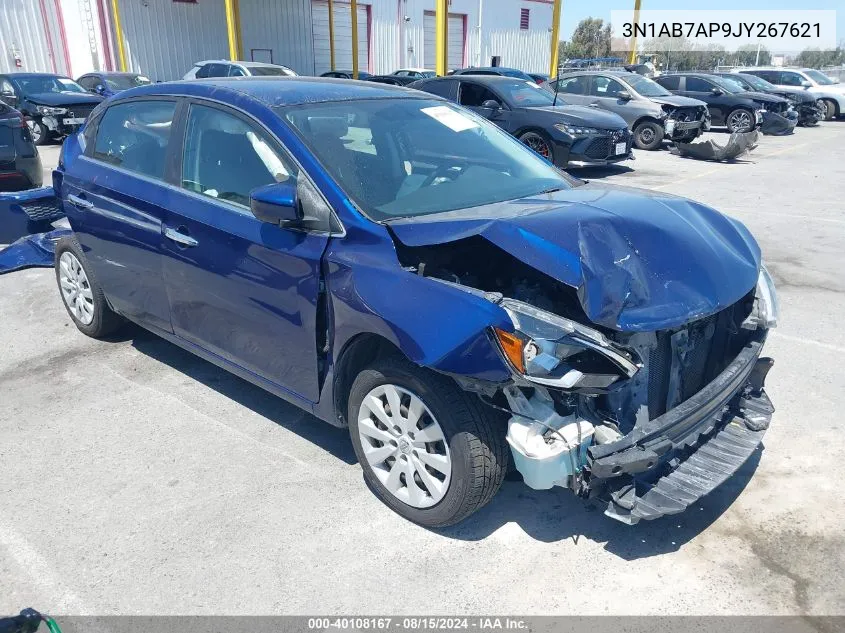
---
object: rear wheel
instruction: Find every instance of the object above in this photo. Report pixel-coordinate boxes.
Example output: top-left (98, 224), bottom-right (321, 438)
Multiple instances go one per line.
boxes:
top-left (632, 121), bottom-right (664, 150)
top-left (518, 130), bottom-right (553, 162)
top-left (726, 108), bottom-right (754, 133)
top-left (348, 356), bottom-right (508, 527)
top-left (55, 237), bottom-right (123, 338)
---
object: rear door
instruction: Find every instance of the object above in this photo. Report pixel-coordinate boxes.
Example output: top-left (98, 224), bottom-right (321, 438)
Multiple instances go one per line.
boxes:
top-left (62, 98), bottom-right (177, 331)
top-left (552, 74), bottom-right (590, 106)
top-left (160, 100), bottom-right (332, 403)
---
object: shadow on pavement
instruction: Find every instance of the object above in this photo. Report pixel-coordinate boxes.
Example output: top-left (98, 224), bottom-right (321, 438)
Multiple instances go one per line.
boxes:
top-left (126, 324), bottom-right (358, 465)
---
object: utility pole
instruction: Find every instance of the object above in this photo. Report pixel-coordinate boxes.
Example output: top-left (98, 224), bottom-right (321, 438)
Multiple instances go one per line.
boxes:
top-left (627, 0), bottom-right (641, 65)
top-left (548, 0), bottom-right (562, 79)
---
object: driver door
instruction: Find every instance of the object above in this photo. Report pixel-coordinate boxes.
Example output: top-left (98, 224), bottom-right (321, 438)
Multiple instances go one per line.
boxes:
top-left (457, 81), bottom-right (513, 132)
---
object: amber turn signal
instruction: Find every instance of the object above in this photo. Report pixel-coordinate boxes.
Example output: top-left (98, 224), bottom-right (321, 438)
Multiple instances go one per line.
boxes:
top-left (494, 327), bottom-right (525, 374)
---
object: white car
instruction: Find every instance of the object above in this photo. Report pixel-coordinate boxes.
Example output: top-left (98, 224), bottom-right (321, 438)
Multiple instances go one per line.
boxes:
top-left (733, 67), bottom-right (845, 120)
top-left (183, 60), bottom-right (297, 80)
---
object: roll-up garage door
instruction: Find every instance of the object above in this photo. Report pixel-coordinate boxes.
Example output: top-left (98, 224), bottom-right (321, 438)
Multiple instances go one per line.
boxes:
top-left (312, 1), bottom-right (369, 75)
top-left (423, 12), bottom-right (465, 70)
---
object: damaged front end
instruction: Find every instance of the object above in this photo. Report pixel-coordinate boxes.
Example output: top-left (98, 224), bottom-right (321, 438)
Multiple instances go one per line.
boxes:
top-left (662, 104), bottom-right (710, 142)
top-left (390, 203), bottom-right (776, 524)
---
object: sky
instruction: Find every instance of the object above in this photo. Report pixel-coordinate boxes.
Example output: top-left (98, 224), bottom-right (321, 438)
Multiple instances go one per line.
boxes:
top-left (559, 0), bottom-right (844, 47)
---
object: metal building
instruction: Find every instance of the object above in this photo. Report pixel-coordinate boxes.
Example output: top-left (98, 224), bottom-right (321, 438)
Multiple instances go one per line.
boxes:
top-left (2, 0), bottom-right (554, 81)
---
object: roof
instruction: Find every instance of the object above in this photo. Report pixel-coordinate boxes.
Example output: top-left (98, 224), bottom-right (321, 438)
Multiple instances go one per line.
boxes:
top-left (419, 75), bottom-right (525, 84)
top-left (2, 72), bottom-right (67, 78)
top-left (395, 68), bottom-right (433, 72)
top-left (556, 69), bottom-right (633, 76)
top-left (193, 59), bottom-right (288, 68)
top-left (456, 66), bottom-right (522, 73)
top-left (79, 71), bottom-right (143, 77)
top-left (123, 76), bottom-right (427, 107)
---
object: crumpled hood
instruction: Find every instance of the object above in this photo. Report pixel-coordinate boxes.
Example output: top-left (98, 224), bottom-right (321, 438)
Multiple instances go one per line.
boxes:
top-left (649, 95), bottom-right (707, 108)
top-left (388, 184), bottom-right (761, 331)
top-left (526, 104), bottom-right (627, 129)
top-left (742, 91), bottom-right (789, 105)
top-left (26, 92), bottom-right (103, 107)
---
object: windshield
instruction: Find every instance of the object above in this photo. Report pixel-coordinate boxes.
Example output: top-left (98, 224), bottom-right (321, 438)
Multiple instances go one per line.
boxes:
top-left (281, 99), bottom-right (572, 221)
top-left (624, 74), bottom-right (671, 97)
top-left (104, 74), bottom-right (152, 90)
top-left (804, 69), bottom-right (837, 85)
top-left (495, 80), bottom-right (555, 107)
top-left (249, 65), bottom-right (295, 76)
top-left (709, 75), bottom-right (743, 93)
top-left (12, 76), bottom-right (86, 95)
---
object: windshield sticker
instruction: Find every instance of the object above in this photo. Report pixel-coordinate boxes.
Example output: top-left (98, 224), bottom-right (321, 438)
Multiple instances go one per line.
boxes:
top-left (420, 106), bottom-right (479, 132)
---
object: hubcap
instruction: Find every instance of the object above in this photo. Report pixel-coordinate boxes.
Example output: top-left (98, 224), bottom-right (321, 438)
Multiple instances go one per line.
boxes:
top-left (27, 120), bottom-right (42, 143)
top-left (357, 384), bottom-right (451, 508)
top-left (640, 127), bottom-right (655, 143)
top-left (729, 111), bottom-right (752, 132)
top-left (59, 252), bottom-right (95, 325)
top-left (521, 133), bottom-right (550, 158)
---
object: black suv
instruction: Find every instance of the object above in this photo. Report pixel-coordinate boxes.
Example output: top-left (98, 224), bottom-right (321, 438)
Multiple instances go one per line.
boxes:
top-left (654, 73), bottom-right (772, 133)
top-left (0, 102), bottom-right (42, 191)
top-left (0, 73), bottom-right (103, 145)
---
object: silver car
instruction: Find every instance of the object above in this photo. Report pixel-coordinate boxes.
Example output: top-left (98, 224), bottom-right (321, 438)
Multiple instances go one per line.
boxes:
top-left (733, 67), bottom-right (845, 121)
top-left (549, 70), bottom-right (710, 150)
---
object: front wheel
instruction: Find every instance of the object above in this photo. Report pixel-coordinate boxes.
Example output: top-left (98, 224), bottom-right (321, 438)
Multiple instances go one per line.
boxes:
top-left (518, 130), bottom-right (554, 162)
top-left (726, 108), bottom-right (755, 133)
top-left (348, 356), bottom-right (508, 527)
top-left (819, 99), bottom-right (837, 121)
top-left (632, 121), bottom-right (664, 150)
top-left (27, 119), bottom-right (49, 145)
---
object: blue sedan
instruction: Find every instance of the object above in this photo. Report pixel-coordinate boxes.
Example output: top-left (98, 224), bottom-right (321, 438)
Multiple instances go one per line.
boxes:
top-left (51, 77), bottom-right (777, 526)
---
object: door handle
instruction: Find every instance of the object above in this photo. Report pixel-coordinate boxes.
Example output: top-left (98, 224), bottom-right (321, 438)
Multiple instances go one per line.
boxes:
top-left (68, 194), bottom-right (94, 210)
top-left (163, 226), bottom-right (198, 247)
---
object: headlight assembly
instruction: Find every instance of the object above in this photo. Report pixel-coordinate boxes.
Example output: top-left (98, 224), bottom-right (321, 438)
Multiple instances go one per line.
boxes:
top-left (553, 123), bottom-right (599, 136)
top-left (493, 298), bottom-right (639, 390)
top-left (755, 263), bottom-right (779, 328)
top-left (36, 105), bottom-right (68, 115)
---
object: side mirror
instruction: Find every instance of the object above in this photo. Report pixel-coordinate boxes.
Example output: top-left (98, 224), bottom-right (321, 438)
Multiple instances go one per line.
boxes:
top-left (94, 84), bottom-right (106, 94)
top-left (710, 87), bottom-right (723, 96)
top-left (481, 99), bottom-right (501, 110)
top-left (801, 80), bottom-right (812, 88)
top-left (250, 182), bottom-right (302, 226)
top-left (617, 89), bottom-right (632, 100)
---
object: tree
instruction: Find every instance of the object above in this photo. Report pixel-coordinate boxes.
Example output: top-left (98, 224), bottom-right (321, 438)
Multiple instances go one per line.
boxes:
top-left (796, 46), bottom-right (845, 68)
top-left (730, 44), bottom-right (771, 67)
top-left (558, 18), bottom-right (612, 61)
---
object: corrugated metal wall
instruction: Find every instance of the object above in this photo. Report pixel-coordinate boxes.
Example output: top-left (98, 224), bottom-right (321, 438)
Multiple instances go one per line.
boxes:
top-left (0, 0), bottom-right (68, 74)
top-left (116, 0), bottom-right (228, 81)
top-left (369, 0), bottom-right (397, 74)
top-left (239, 0), bottom-right (315, 75)
top-left (475, 29), bottom-right (550, 74)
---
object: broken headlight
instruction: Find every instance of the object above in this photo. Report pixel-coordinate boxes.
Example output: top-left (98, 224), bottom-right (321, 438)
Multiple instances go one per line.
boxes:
top-left (493, 298), bottom-right (639, 390)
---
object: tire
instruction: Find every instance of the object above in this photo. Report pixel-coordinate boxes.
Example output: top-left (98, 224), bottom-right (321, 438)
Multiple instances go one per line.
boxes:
top-left (348, 355), bottom-right (508, 528)
top-left (518, 130), bottom-right (554, 163)
top-left (27, 119), bottom-right (49, 146)
top-left (726, 108), bottom-right (755, 133)
top-left (820, 99), bottom-right (837, 121)
top-left (54, 236), bottom-right (123, 338)
top-left (632, 121), bottom-right (664, 150)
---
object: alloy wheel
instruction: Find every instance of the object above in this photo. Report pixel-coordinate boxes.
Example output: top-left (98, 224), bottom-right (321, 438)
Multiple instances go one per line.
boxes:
top-left (520, 132), bottom-right (551, 159)
top-left (357, 384), bottom-right (451, 508)
top-left (58, 252), bottom-right (95, 325)
top-left (26, 120), bottom-right (43, 144)
top-left (728, 110), bottom-right (753, 133)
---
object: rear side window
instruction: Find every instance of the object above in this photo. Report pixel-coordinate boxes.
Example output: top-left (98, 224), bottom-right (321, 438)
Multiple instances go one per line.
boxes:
top-left (556, 75), bottom-right (587, 95)
top-left (656, 75), bottom-right (679, 90)
top-left (181, 104), bottom-right (297, 207)
top-left (750, 70), bottom-right (779, 83)
top-left (419, 79), bottom-right (457, 100)
top-left (780, 71), bottom-right (804, 86)
top-left (92, 100), bottom-right (176, 180)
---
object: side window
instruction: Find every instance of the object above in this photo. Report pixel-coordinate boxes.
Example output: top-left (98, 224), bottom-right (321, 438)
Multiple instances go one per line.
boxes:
top-left (421, 78), bottom-right (457, 100)
top-left (591, 76), bottom-right (626, 97)
top-left (228, 65), bottom-right (246, 77)
top-left (195, 64), bottom-right (210, 79)
top-left (92, 100), bottom-right (176, 180)
top-left (181, 104), bottom-right (296, 207)
top-left (77, 76), bottom-right (94, 90)
top-left (685, 77), bottom-right (713, 92)
top-left (781, 72), bottom-right (804, 86)
top-left (395, 70), bottom-right (409, 77)
top-left (0, 78), bottom-right (15, 96)
top-left (656, 75), bottom-right (679, 90)
top-left (458, 83), bottom-right (501, 107)
top-left (556, 75), bottom-right (587, 94)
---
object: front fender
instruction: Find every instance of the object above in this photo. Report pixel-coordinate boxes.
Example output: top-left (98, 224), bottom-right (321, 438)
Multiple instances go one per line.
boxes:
top-left (325, 226), bottom-right (514, 384)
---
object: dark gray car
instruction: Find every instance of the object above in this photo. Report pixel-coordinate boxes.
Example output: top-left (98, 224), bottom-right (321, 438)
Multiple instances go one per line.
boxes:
top-left (549, 70), bottom-right (710, 150)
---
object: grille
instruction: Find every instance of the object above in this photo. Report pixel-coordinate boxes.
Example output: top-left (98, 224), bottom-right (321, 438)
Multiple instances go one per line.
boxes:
top-left (585, 137), bottom-right (611, 159)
